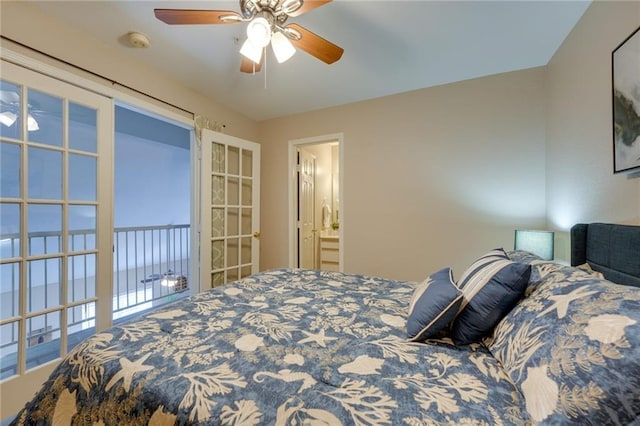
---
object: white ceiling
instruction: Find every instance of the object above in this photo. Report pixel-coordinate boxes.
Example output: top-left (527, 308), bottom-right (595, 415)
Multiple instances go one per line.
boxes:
top-left (27, 0), bottom-right (591, 121)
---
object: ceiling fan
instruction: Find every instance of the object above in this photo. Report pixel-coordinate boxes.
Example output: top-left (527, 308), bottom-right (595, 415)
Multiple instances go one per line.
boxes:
top-left (154, 0), bottom-right (344, 73)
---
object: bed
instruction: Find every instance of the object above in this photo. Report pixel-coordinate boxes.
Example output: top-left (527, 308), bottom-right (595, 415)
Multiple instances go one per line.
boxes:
top-left (11, 223), bottom-right (640, 425)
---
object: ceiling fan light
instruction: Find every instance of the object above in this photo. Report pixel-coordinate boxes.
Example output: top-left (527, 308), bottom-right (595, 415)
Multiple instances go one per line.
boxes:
top-left (246, 17), bottom-right (271, 48)
top-left (27, 114), bottom-right (39, 132)
top-left (0, 111), bottom-right (17, 127)
top-left (240, 38), bottom-right (263, 64)
top-left (271, 31), bottom-right (296, 63)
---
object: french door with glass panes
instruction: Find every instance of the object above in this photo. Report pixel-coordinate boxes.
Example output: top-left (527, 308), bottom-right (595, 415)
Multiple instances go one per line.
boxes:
top-left (200, 129), bottom-right (260, 288)
top-left (0, 61), bottom-right (112, 406)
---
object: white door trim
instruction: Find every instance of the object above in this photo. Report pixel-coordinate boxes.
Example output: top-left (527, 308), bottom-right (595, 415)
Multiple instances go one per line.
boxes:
top-left (288, 133), bottom-right (344, 271)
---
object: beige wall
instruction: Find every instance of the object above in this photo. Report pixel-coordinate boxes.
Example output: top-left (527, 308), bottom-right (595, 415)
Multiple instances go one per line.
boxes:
top-left (545, 0), bottom-right (640, 261)
top-left (259, 67), bottom-right (548, 282)
top-left (0, 1), bottom-right (260, 141)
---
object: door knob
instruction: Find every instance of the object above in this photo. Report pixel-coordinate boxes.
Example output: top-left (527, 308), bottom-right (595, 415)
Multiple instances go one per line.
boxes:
top-left (253, 231), bottom-right (261, 238)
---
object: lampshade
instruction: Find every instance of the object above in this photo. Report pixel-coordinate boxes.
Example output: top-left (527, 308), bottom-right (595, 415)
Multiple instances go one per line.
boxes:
top-left (514, 229), bottom-right (554, 260)
top-left (271, 31), bottom-right (296, 63)
top-left (0, 111), bottom-right (17, 127)
top-left (240, 39), bottom-right (263, 64)
top-left (27, 114), bottom-right (39, 131)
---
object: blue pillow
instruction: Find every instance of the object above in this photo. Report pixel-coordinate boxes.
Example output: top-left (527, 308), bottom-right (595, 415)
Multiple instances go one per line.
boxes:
top-left (406, 267), bottom-right (463, 342)
top-left (451, 248), bottom-right (531, 346)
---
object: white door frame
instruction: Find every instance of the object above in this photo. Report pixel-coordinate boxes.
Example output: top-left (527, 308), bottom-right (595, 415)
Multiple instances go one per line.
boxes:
top-left (288, 133), bottom-right (344, 270)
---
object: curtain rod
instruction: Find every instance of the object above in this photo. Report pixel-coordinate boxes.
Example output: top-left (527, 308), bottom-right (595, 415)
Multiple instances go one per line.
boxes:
top-left (1, 35), bottom-right (194, 117)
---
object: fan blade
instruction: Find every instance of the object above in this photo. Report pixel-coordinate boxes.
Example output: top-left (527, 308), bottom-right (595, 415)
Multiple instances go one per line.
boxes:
top-left (287, 0), bottom-right (332, 17)
top-left (286, 23), bottom-right (343, 64)
top-left (241, 57), bottom-right (263, 73)
top-left (154, 9), bottom-right (242, 25)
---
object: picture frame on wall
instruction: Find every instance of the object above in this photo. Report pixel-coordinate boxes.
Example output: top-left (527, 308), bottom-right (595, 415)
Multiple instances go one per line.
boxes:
top-left (612, 26), bottom-right (640, 174)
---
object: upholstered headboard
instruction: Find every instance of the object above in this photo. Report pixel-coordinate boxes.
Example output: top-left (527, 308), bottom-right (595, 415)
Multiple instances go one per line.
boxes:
top-left (571, 223), bottom-right (640, 288)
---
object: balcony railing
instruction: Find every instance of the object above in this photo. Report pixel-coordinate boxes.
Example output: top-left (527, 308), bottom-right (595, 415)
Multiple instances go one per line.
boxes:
top-left (0, 223), bottom-right (191, 380)
top-left (113, 224), bottom-right (191, 319)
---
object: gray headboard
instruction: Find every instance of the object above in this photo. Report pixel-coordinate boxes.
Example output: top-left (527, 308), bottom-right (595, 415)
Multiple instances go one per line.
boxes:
top-left (571, 223), bottom-right (640, 288)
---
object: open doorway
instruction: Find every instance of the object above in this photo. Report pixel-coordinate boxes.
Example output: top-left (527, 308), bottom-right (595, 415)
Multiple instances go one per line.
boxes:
top-left (289, 134), bottom-right (343, 271)
top-left (113, 104), bottom-right (193, 322)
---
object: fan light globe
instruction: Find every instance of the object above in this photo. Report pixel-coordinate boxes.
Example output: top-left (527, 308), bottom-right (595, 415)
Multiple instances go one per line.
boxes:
top-left (246, 17), bottom-right (271, 48)
top-left (0, 111), bottom-right (17, 127)
top-left (27, 114), bottom-right (39, 131)
top-left (271, 31), bottom-right (296, 63)
top-left (240, 39), bottom-right (263, 64)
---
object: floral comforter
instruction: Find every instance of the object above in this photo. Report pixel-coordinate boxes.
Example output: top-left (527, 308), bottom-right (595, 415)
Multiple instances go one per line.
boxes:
top-left (13, 269), bottom-right (526, 425)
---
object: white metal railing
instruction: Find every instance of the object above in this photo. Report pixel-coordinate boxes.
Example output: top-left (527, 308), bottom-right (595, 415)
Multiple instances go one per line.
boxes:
top-left (112, 224), bottom-right (191, 319)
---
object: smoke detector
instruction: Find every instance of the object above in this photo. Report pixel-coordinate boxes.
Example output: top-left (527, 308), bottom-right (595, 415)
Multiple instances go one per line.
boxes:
top-left (127, 32), bottom-right (150, 48)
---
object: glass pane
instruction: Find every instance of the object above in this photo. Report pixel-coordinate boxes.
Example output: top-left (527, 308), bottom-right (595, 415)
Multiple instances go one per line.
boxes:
top-left (211, 240), bottom-right (224, 270)
top-left (68, 254), bottom-right (96, 303)
top-left (211, 272), bottom-right (224, 287)
top-left (241, 149), bottom-right (252, 177)
top-left (227, 238), bottom-right (239, 267)
top-left (1, 142), bottom-right (20, 198)
top-left (27, 258), bottom-right (61, 313)
top-left (0, 203), bottom-right (20, 259)
top-left (0, 262), bottom-right (20, 320)
top-left (241, 237), bottom-right (252, 264)
top-left (228, 146), bottom-right (239, 175)
top-left (28, 204), bottom-right (62, 256)
top-left (241, 208), bottom-right (252, 235)
top-left (69, 102), bottom-right (97, 153)
top-left (227, 268), bottom-right (239, 283)
top-left (227, 208), bottom-right (239, 237)
top-left (69, 154), bottom-right (97, 201)
top-left (69, 205), bottom-right (96, 251)
top-left (0, 321), bottom-right (19, 380)
top-left (26, 311), bottom-right (61, 370)
top-left (27, 89), bottom-right (63, 146)
top-left (242, 179), bottom-right (252, 206)
top-left (0, 80), bottom-right (22, 140)
top-left (28, 147), bottom-right (62, 200)
top-left (241, 265), bottom-right (252, 279)
top-left (212, 175), bottom-right (225, 205)
top-left (227, 177), bottom-right (239, 206)
top-left (211, 142), bottom-right (225, 173)
top-left (211, 208), bottom-right (224, 238)
top-left (67, 302), bottom-right (95, 352)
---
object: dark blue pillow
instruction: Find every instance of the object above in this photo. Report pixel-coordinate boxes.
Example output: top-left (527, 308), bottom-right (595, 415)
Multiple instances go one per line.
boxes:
top-left (407, 267), bottom-right (463, 342)
top-left (451, 248), bottom-right (531, 345)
